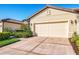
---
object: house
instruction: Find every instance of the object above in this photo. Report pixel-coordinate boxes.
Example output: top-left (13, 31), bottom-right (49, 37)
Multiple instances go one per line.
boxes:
top-left (24, 5), bottom-right (79, 39)
top-left (0, 18), bottom-right (23, 32)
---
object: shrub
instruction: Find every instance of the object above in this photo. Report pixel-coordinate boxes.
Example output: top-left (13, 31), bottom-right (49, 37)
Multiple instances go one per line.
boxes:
top-left (15, 30), bottom-right (24, 32)
top-left (0, 32), bottom-right (11, 40)
top-left (26, 30), bottom-right (33, 37)
top-left (76, 40), bottom-right (79, 47)
top-left (14, 25), bottom-right (33, 38)
top-left (14, 31), bottom-right (33, 38)
top-left (72, 32), bottom-right (79, 42)
top-left (14, 32), bottom-right (24, 38)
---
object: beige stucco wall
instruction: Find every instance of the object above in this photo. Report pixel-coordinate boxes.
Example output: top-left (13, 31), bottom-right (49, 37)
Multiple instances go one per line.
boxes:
top-left (30, 8), bottom-right (77, 38)
top-left (0, 22), bottom-right (2, 32)
top-left (4, 22), bottom-right (22, 31)
top-left (77, 14), bottom-right (79, 35)
top-left (30, 8), bottom-right (76, 23)
top-left (23, 21), bottom-right (28, 25)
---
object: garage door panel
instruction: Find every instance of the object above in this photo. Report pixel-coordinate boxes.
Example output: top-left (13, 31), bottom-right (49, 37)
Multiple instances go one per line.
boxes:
top-left (48, 23), bottom-right (67, 37)
top-left (35, 22), bottom-right (68, 38)
top-left (35, 24), bottom-right (49, 37)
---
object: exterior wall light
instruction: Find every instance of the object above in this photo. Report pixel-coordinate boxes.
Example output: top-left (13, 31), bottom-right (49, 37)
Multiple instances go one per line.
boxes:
top-left (71, 20), bottom-right (73, 24)
top-left (75, 20), bottom-right (77, 24)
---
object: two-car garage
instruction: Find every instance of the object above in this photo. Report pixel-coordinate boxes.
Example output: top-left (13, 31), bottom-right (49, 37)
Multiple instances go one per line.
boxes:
top-left (29, 6), bottom-right (77, 38)
top-left (35, 21), bottom-right (68, 38)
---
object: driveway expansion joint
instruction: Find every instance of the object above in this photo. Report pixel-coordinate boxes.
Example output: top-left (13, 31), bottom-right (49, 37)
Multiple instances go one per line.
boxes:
top-left (28, 37), bottom-right (48, 53)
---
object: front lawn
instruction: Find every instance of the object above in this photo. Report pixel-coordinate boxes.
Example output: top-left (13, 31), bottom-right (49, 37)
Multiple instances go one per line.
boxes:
top-left (0, 38), bottom-right (20, 47)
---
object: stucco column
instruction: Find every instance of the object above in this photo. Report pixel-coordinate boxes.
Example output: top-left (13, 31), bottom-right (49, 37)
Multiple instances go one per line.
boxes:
top-left (30, 23), bottom-right (36, 36)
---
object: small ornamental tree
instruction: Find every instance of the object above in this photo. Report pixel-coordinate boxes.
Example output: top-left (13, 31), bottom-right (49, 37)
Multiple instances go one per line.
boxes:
top-left (21, 24), bottom-right (27, 31)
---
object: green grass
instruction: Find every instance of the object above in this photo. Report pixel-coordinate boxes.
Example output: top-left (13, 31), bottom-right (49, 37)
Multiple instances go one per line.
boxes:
top-left (0, 38), bottom-right (20, 47)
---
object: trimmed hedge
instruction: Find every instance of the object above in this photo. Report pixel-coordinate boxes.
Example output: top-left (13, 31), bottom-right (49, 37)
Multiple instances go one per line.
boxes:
top-left (14, 32), bottom-right (26, 38)
top-left (14, 31), bottom-right (33, 38)
top-left (0, 32), bottom-right (11, 40)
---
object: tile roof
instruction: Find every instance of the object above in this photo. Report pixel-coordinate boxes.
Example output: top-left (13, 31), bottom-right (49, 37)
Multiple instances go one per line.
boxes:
top-left (0, 18), bottom-right (22, 24)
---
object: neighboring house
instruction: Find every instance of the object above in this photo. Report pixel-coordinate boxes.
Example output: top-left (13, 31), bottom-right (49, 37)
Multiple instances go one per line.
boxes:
top-left (24, 5), bottom-right (79, 39)
top-left (22, 19), bottom-right (30, 25)
top-left (0, 18), bottom-right (23, 32)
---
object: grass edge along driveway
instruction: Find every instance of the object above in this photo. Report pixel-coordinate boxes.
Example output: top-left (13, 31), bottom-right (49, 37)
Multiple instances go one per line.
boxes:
top-left (0, 38), bottom-right (20, 47)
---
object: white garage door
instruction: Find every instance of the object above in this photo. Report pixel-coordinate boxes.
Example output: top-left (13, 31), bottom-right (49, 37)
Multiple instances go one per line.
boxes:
top-left (35, 22), bottom-right (68, 38)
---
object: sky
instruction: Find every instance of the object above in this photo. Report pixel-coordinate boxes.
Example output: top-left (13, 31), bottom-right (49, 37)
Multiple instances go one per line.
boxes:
top-left (0, 4), bottom-right (79, 21)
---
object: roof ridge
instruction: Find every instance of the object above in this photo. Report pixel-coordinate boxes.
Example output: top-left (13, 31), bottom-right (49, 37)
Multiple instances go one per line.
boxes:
top-left (26, 5), bottom-right (77, 21)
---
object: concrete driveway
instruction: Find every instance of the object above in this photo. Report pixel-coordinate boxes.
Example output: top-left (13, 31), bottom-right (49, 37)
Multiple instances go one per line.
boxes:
top-left (0, 37), bottom-right (76, 55)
